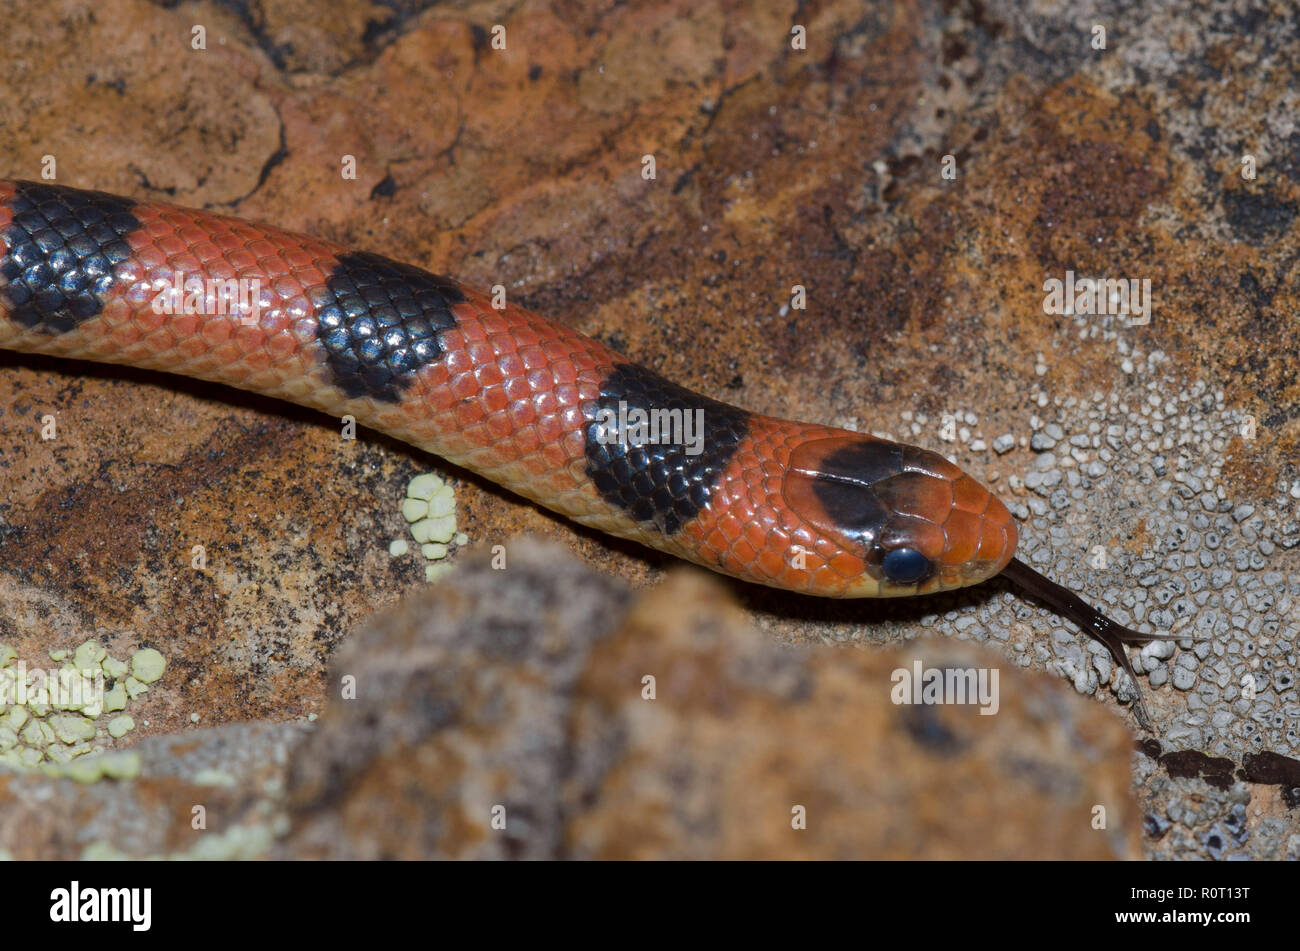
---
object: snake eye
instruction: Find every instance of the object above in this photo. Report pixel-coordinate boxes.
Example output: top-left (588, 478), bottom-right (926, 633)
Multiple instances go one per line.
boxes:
top-left (881, 546), bottom-right (932, 584)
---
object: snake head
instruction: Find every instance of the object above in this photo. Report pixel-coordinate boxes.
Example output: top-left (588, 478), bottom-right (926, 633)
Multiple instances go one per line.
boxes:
top-left (783, 435), bottom-right (1018, 597)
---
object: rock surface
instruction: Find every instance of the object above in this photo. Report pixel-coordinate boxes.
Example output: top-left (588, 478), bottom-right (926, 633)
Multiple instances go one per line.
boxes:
top-left (282, 539), bottom-right (1141, 859)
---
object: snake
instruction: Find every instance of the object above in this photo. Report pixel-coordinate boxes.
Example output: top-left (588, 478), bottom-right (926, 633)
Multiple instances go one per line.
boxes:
top-left (0, 179), bottom-right (1174, 727)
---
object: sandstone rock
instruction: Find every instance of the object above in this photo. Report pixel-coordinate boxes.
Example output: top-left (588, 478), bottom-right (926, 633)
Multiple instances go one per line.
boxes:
top-left (281, 539), bottom-right (1140, 859)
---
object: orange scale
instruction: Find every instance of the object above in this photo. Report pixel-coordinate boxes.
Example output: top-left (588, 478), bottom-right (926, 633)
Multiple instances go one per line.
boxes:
top-left (203, 259), bottom-right (236, 281)
top-left (479, 314), bottom-right (509, 336)
top-left (480, 385), bottom-right (509, 414)
top-left (776, 504), bottom-right (804, 534)
top-left (550, 359), bottom-right (577, 384)
top-left (519, 347), bottom-right (548, 371)
top-left (977, 519), bottom-right (1011, 563)
top-left (240, 347), bottom-right (274, 372)
top-left (540, 442), bottom-right (571, 468)
top-left (466, 341), bottom-right (496, 366)
top-left (296, 266), bottom-right (326, 288)
top-left (531, 389), bottom-right (559, 416)
top-left (211, 342), bottom-right (242, 367)
top-left (757, 549), bottom-right (787, 580)
top-left (190, 241), bottom-right (221, 263)
top-left (732, 538), bottom-right (759, 564)
top-left (212, 231), bottom-right (244, 251)
top-left (488, 333), bottom-right (519, 357)
top-left (443, 347), bottom-right (473, 376)
top-left (135, 245), bottom-right (167, 269)
top-left (534, 414), bottom-right (566, 443)
top-left (507, 401), bottom-right (537, 428)
top-left (741, 517), bottom-right (773, 551)
top-left (940, 509), bottom-right (981, 564)
top-left (697, 528), bottom-right (727, 560)
top-left (133, 307), bottom-right (167, 334)
top-left (829, 550), bottom-right (863, 579)
top-left (521, 453), bottom-right (551, 476)
top-left (175, 224), bottom-right (209, 245)
top-left (540, 337), bottom-right (572, 359)
top-left (474, 363), bottom-right (505, 388)
top-left (156, 237), bottom-right (187, 258)
top-left (552, 384), bottom-right (582, 409)
top-left (199, 319), bottom-right (235, 345)
top-left (560, 429), bottom-right (586, 457)
top-left (176, 336), bottom-right (208, 360)
top-left (167, 253), bottom-right (201, 274)
top-left (511, 327), bottom-right (540, 349)
top-left (141, 217), bottom-right (173, 238)
top-left (425, 384), bottom-right (457, 414)
top-left (454, 401), bottom-right (487, 428)
top-left (228, 249), bottom-right (258, 271)
top-left (524, 367), bottom-right (555, 393)
top-left (788, 526), bottom-right (817, 551)
top-left (502, 375), bottom-right (531, 403)
top-left (282, 294), bottom-right (312, 320)
top-left (513, 428), bottom-right (542, 456)
top-left (485, 412), bottom-right (515, 440)
top-left (812, 536), bottom-right (840, 559)
top-left (266, 333), bottom-right (298, 361)
top-left (448, 373), bottom-right (481, 401)
top-left (167, 312), bottom-right (202, 338)
top-left (234, 323), bottom-right (267, 351)
top-left (245, 240), bottom-right (278, 260)
top-left (811, 565), bottom-right (843, 592)
top-left (272, 276), bottom-right (304, 299)
top-left (716, 512), bottom-right (743, 543)
top-left (952, 476), bottom-right (990, 514)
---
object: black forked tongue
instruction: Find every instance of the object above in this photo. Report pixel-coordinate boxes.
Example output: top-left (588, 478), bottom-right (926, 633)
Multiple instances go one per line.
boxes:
top-left (1000, 558), bottom-right (1212, 733)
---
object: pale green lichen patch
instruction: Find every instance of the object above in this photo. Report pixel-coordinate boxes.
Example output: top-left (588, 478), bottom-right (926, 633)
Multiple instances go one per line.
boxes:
top-left (192, 767), bottom-right (236, 787)
top-left (130, 649), bottom-right (166, 684)
top-left (48, 714), bottom-right (96, 744)
top-left (0, 641), bottom-right (161, 774)
top-left (393, 473), bottom-right (467, 580)
top-left (54, 750), bottom-right (142, 784)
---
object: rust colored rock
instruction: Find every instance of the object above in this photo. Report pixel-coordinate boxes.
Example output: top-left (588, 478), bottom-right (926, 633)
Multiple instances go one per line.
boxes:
top-left (281, 538), bottom-right (1139, 859)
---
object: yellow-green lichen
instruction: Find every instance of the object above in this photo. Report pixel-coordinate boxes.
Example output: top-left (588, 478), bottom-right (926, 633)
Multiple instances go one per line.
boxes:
top-left (395, 473), bottom-right (466, 579)
top-left (57, 750), bottom-right (142, 784)
top-left (0, 641), bottom-right (164, 776)
top-left (192, 767), bottom-right (236, 787)
top-left (130, 649), bottom-right (166, 684)
top-left (48, 714), bottom-right (96, 744)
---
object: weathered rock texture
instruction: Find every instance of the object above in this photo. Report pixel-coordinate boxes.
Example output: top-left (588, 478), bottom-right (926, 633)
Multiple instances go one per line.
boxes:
top-left (281, 539), bottom-right (1140, 859)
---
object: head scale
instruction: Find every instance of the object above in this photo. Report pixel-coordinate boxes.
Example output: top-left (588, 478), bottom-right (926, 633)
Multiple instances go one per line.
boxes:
top-left (783, 435), bottom-right (1017, 597)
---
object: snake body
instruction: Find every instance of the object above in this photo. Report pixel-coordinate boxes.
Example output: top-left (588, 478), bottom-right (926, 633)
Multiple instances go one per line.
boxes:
top-left (0, 180), bottom-right (1169, 724)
